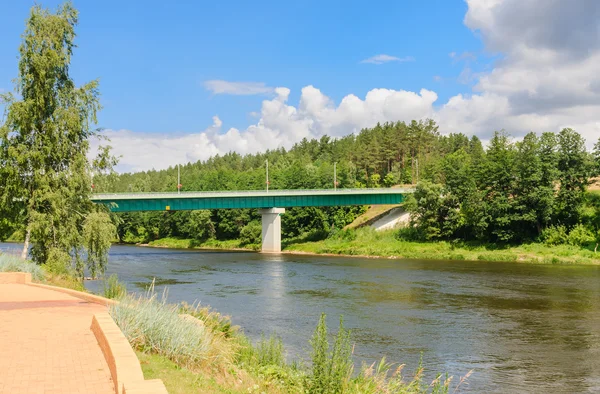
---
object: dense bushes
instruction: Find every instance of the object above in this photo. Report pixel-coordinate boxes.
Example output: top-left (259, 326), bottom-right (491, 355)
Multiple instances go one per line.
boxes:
top-left (240, 221), bottom-right (262, 246)
top-left (542, 224), bottom-right (597, 247)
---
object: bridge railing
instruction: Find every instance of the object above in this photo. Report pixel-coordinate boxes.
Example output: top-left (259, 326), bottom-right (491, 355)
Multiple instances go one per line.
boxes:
top-left (91, 187), bottom-right (415, 200)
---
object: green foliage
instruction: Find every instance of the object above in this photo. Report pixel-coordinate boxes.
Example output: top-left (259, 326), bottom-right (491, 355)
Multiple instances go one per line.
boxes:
top-left (541, 225), bottom-right (568, 246)
top-left (179, 301), bottom-right (238, 339)
top-left (555, 128), bottom-right (594, 226)
top-left (0, 2), bottom-right (116, 269)
top-left (83, 212), bottom-right (116, 278)
top-left (44, 247), bottom-right (73, 276)
top-left (566, 224), bottom-right (596, 246)
top-left (186, 210), bottom-right (215, 241)
top-left (0, 254), bottom-right (46, 281)
top-left (328, 228), bottom-right (357, 242)
top-left (593, 138), bottom-right (600, 175)
top-left (541, 224), bottom-right (596, 247)
top-left (102, 274), bottom-right (127, 299)
top-left (256, 335), bottom-right (286, 368)
top-left (383, 172), bottom-right (397, 187)
top-left (240, 221), bottom-right (262, 246)
top-left (405, 181), bottom-right (462, 241)
top-left (309, 314), bottom-right (353, 394)
top-left (405, 128), bottom-right (597, 245)
top-left (286, 227), bottom-right (600, 265)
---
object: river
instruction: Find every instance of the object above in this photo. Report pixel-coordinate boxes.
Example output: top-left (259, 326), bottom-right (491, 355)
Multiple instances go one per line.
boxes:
top-left (3, 242), bottom-right (600, 392)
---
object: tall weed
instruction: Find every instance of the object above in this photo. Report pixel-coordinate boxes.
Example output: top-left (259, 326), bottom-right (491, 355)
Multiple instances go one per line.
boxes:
top-left (103, 274), bottom-right (127, 299)
top-left (256, 335), bottom-right (286, 368)
top-left (309, 314), bottom-right (353, 394)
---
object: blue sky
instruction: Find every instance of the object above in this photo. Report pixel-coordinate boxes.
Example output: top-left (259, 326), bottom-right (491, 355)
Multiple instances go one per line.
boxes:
top-left (1, 0), bottom-right (598, 171)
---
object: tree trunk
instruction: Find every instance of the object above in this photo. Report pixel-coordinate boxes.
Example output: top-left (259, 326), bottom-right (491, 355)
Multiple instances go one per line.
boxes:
top-left (21, 227), bottom-right (31, 260)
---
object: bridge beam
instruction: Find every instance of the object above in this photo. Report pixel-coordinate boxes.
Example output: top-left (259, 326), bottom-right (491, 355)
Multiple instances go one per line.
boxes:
top-left (258, 208), bottom-right (285, 253)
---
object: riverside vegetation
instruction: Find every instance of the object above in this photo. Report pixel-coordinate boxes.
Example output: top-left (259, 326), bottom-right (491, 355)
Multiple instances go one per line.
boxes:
top-left (91, 118), bottom-right (600, 265)
top-left (107, 279), bottom-right (470, 394)
top-left (0, 255), bottom-right (469, 393)
top-left (0, 2), bottom-right (594, 393)
top-left (2, 3), bottom-right (600, 267)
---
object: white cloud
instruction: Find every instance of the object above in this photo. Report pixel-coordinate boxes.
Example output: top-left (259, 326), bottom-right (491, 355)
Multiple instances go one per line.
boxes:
top-left (436, 0), bottom-right (600, 144)
top-left (204, 80), bottom-right (274, 95)
top-left (96, 86), bottom-right (437, 172)
top-left (98, 0), bottom-right (600, 172)
top-left (212, 115), bottom-right (222, 128)
top-left (360, 54), bottom-right (415, 64)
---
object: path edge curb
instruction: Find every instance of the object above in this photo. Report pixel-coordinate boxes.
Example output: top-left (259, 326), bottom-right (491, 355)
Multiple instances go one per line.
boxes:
top-left (91, 313), bottom-right (168, 394)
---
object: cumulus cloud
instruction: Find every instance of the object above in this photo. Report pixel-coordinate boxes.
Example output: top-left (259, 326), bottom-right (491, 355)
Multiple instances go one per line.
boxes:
top-left (360, 54), bottom-right (415, 64)
top-left (98, 0), bottom-right (600, 172)
top-left (204, 80), bottom-right (274, 95)
top-left (97, 87), bottom-right (437, 172)
top-left (436, 0), bottom-right (600, 143)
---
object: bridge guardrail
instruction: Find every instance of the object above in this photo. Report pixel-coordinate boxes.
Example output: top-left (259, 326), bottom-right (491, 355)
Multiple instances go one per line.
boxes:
top-left (91, 187), bottom-right (415, 200)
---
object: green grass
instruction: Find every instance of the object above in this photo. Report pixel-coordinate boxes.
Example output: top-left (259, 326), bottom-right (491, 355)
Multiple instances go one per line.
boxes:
top-left (103, 274), bottom-right (127, 299)
top-left (283, 227), bottom-right (600, 265)
top-left (140, 228), bottom-right (600, 265)
top-left (136, 351), bottom-right (232, 394)
top-left (132, 305), bottom-right (466, 394)
top-left (147, 237), bottom-right (255, 251)
top-left (109, 287), bottom-right (212, 369)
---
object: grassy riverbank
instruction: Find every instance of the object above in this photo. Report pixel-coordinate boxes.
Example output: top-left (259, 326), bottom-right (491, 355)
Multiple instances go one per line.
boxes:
top-left (138, 227), bottom-right (600, 265)
top-left (1, 255), bottom-right (466, 393)
top-left (146, 237), bottom-right (256, 251)
top-left (285, 228), bottom-right (600, 265)
top-left (109, 286), bottom-right (466, 394)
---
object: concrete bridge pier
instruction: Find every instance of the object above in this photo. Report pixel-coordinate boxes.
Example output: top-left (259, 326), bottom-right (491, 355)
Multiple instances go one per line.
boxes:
top-left (258, 208), bottom-right (285, 253)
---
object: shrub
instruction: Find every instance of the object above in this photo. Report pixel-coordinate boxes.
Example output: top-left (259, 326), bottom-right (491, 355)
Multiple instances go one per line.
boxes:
top-left (103, 274), bottom-right (127, 299)
top-left (567, 224), bottom-right (596, 246)
top-left (240, 221), bottom-right (262, 246)
top-left (541, 225), bottom-right (568, 245)
top-left (309, 314), bottom-right (353, 394)
top-left (180, 301), bottom-right (238, 339)
top-left (256, 335), bottom-right (285, 368)
top-left (109, 286), bottom-right (212, 369)
top-left (0, 254), bottom-right (46, 281)
top-left (396, 225), bottom-right (421, 241)
top-left (328, 228), bottom-right (357, 241)
top-left (44, 247), bottom-right (72, 275)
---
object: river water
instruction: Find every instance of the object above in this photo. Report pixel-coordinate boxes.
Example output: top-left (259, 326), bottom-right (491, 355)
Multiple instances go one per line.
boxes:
top-left (3, 243), bottom-right (600, 392)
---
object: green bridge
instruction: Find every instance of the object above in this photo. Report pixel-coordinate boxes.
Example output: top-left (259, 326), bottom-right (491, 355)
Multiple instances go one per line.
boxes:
top-left (91, 188), bottom-right (413, 252)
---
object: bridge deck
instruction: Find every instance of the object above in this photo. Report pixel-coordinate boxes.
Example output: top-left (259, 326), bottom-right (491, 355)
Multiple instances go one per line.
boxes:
top-left (91, 188), bottom-right (412, 212)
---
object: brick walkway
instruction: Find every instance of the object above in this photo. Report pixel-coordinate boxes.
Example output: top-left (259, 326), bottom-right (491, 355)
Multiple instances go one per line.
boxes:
top-left (0, 284), bottom-right (114, 394)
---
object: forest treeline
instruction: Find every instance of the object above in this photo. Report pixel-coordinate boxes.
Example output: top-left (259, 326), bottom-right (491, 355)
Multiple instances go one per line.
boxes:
top-left (92, 120), bottom-right (600, 247)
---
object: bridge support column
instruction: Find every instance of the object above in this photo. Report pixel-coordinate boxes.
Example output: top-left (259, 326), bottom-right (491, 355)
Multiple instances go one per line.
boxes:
top-left (258, 208), bottom-right (285, 253)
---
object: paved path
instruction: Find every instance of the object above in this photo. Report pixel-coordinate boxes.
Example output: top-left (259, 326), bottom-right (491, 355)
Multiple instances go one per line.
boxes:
top-left (0, 284), bottom-right (114, 394)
